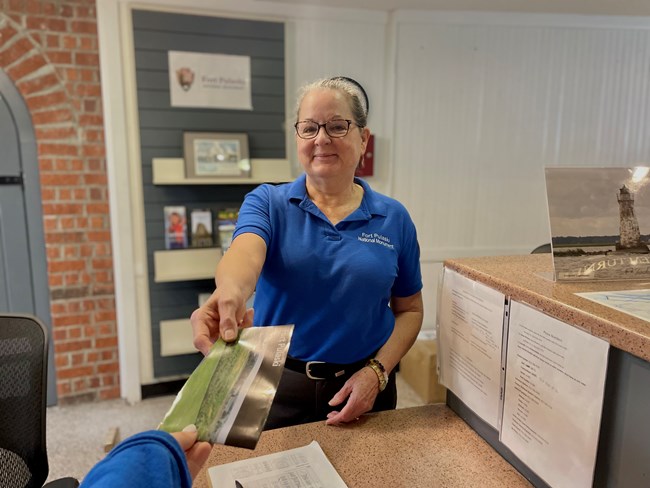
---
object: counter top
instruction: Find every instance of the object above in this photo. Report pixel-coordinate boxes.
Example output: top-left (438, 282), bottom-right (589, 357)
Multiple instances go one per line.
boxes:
top-left (193, 404), bottom-right (532, 488)
top-left (444, 254), bottom-right (650, 362)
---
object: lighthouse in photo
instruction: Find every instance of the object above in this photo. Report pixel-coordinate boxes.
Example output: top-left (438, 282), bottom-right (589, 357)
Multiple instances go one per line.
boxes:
top-left (616, 185), bottom-right (648, 253)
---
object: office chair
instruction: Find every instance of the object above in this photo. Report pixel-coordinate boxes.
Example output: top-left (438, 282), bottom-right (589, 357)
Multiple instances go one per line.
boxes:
top-left (531, 243), bottom-right (552, 254)
top-left (0, 314), bottom-right (79, 488)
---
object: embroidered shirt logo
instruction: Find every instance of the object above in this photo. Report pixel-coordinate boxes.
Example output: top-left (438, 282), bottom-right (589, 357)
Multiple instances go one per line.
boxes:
top-left (358, 232), bottom-right (394, 249)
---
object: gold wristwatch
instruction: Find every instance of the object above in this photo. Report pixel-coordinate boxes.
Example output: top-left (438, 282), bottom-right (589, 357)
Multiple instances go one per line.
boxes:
top-left (366, 358), bottom-right (388, 391)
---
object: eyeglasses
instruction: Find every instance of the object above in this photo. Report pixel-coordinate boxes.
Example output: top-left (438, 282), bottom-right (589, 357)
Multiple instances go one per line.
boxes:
top-left (294, 119), bottom-right (358, 139)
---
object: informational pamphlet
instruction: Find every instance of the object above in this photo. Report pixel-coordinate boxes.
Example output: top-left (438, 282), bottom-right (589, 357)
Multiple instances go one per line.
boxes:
top-left (159, 325), bottom-right (293, 449)
top-left (437, 268), bottom-right (506, 429)
top-left (207, 441), bottom-right (348, 488)
top-left (500, 301), bottom-right (609, 488)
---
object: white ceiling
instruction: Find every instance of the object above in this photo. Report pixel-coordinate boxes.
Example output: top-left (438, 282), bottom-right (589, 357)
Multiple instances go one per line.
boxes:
top-left (253, 0), bottom-right (650, 17)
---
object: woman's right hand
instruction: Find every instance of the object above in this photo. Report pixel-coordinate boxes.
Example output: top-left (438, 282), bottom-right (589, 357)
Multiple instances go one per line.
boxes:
top-left (190, 288), bottom-right (254, 355)
top-left (192, 232), bottom-right (266, 355)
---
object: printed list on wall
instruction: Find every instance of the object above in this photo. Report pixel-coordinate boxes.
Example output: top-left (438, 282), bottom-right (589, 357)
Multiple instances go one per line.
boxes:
top-left (437, 268), bottom-right (505, 429)
top-left (500, 301), bottom-right (608, 488)
top-left (438, 268), bottom-right (609, 488)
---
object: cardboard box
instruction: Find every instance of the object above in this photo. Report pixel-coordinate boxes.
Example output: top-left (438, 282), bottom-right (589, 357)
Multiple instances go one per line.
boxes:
top-left (400, 339), bottom-right (446, 404)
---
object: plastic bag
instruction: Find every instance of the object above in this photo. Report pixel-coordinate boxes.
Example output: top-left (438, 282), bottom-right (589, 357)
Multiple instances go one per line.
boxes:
top-left (159, 324), bottom-right (293, 449)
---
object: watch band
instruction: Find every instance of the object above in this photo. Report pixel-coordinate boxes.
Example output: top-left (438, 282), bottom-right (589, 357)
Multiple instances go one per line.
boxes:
top-left (366, 358), bottom-right (389, 391)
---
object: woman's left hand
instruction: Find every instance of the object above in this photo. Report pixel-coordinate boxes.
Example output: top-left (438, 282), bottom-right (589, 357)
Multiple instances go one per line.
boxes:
top-left (325, 366), bottom-right (381, 425)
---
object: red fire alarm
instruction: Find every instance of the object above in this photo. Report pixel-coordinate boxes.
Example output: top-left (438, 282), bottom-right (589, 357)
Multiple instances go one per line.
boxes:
top-left (355, 134), bottom-right (374, 177)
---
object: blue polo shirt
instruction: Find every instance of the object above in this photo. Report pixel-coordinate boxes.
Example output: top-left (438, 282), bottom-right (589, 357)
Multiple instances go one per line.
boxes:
top-left (233, 174), bottom-right (422, 364)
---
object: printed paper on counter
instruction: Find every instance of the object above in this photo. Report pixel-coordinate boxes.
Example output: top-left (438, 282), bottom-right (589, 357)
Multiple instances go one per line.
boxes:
top-left (207, 441), bottom-right (348, 488)
top-left (576, 289), bottom-right (650, 323)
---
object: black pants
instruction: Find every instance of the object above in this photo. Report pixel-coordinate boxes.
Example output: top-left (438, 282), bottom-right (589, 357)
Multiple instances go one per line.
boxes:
top-left (264, 366), bottom-right (397, 430)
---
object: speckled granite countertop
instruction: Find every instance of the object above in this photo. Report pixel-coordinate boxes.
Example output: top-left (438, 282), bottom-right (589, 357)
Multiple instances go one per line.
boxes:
top-left (193, 404), bottom-right (532, 488)
top-left (444, 254), bottom-right (650, 362)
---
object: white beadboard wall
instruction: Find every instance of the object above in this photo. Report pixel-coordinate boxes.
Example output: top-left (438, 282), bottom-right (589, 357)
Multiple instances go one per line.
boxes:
top-left (390, 16), bottom-right (650, 328)
top-left (285, 18), bottom-right (389, 193)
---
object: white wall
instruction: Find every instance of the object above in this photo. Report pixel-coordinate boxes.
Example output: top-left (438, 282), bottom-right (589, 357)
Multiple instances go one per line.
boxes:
top-left (390, 12), bottom-right (650, 329)
top-left (98, 1), bottom-right (650, 400)
top-left (285, 18), bottom-right (390, 191)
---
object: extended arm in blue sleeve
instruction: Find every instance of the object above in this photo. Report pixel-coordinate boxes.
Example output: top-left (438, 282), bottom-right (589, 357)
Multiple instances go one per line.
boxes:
top-left (80, 430), bottom-right (192, 488)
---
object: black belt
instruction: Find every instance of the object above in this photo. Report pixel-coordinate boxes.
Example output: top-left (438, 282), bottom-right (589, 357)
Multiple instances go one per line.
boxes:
top-left (285, 355), bottom-right (370, 381)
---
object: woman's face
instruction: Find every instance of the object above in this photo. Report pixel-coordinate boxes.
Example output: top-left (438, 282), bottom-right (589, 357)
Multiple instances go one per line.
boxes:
top-left (296, 88), bottom-right (369, 181)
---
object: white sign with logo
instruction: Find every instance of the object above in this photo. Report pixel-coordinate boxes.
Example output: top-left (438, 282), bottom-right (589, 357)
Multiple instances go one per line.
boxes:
top-left (168, 51), bottom-right (252, 110)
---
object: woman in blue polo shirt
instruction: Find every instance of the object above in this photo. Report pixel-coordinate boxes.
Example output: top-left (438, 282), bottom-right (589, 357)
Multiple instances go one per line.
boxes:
top-left (191, 76), bottom-right (423, 429)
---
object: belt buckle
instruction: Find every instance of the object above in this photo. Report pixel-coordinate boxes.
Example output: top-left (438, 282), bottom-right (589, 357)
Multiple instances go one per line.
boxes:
top-left (305, 360), bottom-right (326, 380)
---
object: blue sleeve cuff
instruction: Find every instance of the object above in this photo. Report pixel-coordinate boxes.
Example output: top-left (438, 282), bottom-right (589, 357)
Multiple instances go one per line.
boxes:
top-left (80, 430), bottom-right (192, 488)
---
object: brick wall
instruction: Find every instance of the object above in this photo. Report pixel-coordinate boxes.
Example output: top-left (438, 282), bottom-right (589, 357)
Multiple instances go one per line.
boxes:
top-left (0, 0), bottom-right (119, 403)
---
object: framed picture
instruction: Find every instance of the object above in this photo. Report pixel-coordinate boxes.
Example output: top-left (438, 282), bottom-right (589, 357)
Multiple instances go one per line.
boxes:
top-left (190, 208), bottom-right (214, 248)
top-left (545, 166), bottom-right (650, 281)
top-left (183, 132), bottom-right (250, 178)
top-left (164, 205), bottom-right (188, 250)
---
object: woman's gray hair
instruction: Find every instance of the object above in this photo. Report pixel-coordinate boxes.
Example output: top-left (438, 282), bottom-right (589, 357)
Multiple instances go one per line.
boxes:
top-left (295, 76), bottom-right (369, 128)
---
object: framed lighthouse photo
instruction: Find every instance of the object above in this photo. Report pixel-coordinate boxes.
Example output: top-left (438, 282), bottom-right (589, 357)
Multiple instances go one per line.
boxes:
top-left (544, 166), bottom-right (650, 281)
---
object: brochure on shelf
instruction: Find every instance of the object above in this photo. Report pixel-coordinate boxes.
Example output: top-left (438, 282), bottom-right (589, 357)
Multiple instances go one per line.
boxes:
top-left (190, 208), bottom-right (214, 248)
top-left (158, 325), bottom-right (293, 449)
top-left (164, 205), bottom-right (188, 249)
top-left (216, 208), bottom-right (239, 252)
